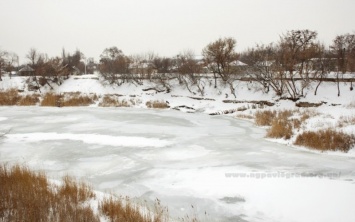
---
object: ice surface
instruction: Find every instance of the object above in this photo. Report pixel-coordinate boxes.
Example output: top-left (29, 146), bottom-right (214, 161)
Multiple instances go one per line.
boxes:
top-left (5, 133), bottom-right (171, 148)
top-left (1, 107), bottom-right (355, 222)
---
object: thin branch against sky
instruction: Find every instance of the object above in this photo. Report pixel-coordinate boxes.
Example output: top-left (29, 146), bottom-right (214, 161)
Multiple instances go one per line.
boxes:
top-left (0, 0), bottom-right (354, 63)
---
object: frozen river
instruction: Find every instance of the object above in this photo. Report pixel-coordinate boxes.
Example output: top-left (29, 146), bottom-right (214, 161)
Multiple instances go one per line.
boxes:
top-left (1, 107), bottom-right (355, 222)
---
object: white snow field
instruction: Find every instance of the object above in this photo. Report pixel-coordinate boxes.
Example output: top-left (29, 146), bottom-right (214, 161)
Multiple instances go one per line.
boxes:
top-left (1, 107), bottom-right (355, 222)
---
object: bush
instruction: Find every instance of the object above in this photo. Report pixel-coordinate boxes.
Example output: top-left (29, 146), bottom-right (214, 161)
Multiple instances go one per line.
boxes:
top-left (0, 89), bottom-right (21, 105)
top-left (294, 129), bottom-right (355, 152)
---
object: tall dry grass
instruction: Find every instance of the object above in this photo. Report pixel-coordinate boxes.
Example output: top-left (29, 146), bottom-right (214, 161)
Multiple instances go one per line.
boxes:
top-left (294, 129), bottom-right (355, 152)
top-left (40, 92), bottom-right (62, 106)
top-left (0, 164), bottom-right (100, 222)
top-left (267, 118), bottom-right (293, 139)
top-left (99, 196), bottom-right (170, 222)
top-left (0, 88), bottom-right (21, 105)
top-left (100, 197), bottom-right (150, 222)
top-left (255, 110), bottom-right (293, 139)
top-left (254, 110), bottom-right (276, 126)
top-left (0, 164), bottom-right (173, 222)
top-left (62, 95), bottom-right (95, 106)
top-left (18, 94), bottom-right (40, 106)
top-left (254, 109), bottom-right (320, 140)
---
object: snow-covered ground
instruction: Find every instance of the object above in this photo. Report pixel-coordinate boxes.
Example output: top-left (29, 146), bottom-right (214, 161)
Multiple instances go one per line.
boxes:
top-left (1, 74), bottom-right (355, 221)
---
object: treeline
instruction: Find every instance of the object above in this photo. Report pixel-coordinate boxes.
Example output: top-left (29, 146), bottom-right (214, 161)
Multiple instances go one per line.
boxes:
top-left (0, 30), bottom-right (354, 99)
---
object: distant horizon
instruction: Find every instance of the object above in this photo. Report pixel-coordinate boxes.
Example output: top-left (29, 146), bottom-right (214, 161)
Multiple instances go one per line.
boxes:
top-left (1, 0), bottom-right (354, 64)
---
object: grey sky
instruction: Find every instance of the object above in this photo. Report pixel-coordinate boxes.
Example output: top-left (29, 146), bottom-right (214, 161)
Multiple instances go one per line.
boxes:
top-left (1, 0), bottom-right (354, 63)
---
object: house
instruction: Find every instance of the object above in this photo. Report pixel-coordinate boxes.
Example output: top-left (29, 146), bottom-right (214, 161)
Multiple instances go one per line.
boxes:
top-left (129, 62), bottom-right (157, 75)
top-left (18, 65), bottom-right (35, 76)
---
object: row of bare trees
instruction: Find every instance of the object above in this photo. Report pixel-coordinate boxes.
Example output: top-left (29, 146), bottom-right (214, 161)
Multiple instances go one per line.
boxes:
top-left (1, 30), bottom-right (354, 97)
top-left (240, 31), bottom-right (355, 99)
top-left (24, 48), bottom-right (93, 91)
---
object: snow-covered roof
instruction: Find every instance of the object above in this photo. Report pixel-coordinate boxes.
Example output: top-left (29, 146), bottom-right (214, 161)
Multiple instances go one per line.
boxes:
top-left (19, 65), bottom-right (34, 72)
top-left (231, 60), bottom-right (248, 66)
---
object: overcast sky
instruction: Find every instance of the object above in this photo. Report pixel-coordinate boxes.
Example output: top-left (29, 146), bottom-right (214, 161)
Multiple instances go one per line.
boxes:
top-left (1, 0), bottom-right (354, 63)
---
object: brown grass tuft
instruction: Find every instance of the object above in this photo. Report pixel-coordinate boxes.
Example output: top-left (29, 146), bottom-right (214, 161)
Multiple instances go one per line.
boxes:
top-left (18, 94), bottom-right (40, 106)
top-left (255, 110), bottom-right (293, 139)
top-left (146, 100), bottom-right (169, 109)
top-left (267, 118), bottom-right (293, 139)
top-left (294, 129), bottom-right (355, 152)
top-left (99, 197), bottom-right (149, 222)
top-left (99, 95), bottom-right (131, 107)
top-left (99, 196), bottom-right (168, 222)
top-left (41, 92), bottom-right (62, 106)
top-left (254, 110), bottom-right (276, 126)
top-left (0, 88), bottom-right (21, 105)
top-left (58, 175), bottom-right (96, 204)
top-left (62, 95), bottom-right (95, 106)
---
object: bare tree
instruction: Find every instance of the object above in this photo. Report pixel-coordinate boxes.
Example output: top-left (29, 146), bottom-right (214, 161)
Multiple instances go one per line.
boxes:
top-left (311, 43), bottom-right (331, 96)
top-left (152, 57), bottom-right (172, 74)
top-left (99, 47), bottom-right (130, 85)
top-left (242, 43), bottom-right (285, 95)
top-left (277, 30), bottom-right (319, 99)
top-left (331, 34), bottom-right (355, 73)
top-left (129, 52), bottom-right (158, 83)
top-left (0, 50), bottom-right (9, 81)
top-left (0, 50), bottom-right (18, 80)
top-left (202, 37), bottom-right (239, 88)
top-left (26, 48), bottom-right (39, 67)
top-left (330, 33), bottom-right (355, 96)
top-left (175, 50), bottom-right (205, 95)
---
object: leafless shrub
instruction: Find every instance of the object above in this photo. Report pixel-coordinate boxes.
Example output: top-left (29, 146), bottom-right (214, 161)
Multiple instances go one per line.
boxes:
top-left (236, 114), bottom-right (254, 119)
top-left (347, 101), bottom-right (355, 108)
top-left (294, 129), bottom-right (355, 152)
top-left (129, 98), bottom-right (142, 106)
top-left (337, 115), bottom-right (355, 128)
